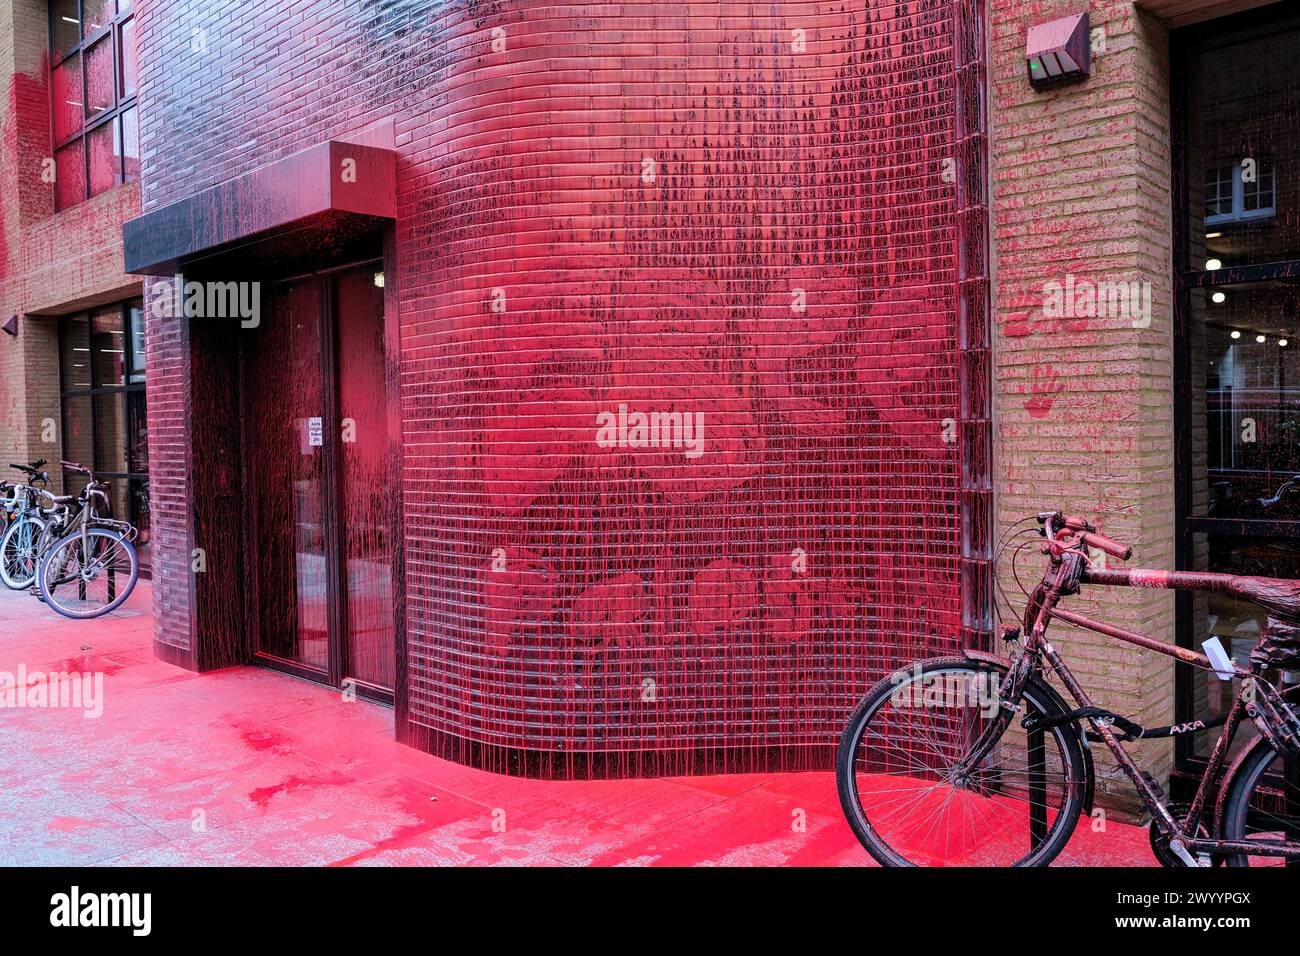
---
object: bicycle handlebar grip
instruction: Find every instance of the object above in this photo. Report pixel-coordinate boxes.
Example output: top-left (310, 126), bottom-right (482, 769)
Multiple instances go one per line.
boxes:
top-left (1081, 530), bottom-right (1132, 561)
top-left (60, 460), bottom-right (91, 475)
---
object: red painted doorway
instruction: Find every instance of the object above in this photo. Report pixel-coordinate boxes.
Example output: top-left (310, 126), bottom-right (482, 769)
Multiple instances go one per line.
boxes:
top-left (243, 260), bottom-right (396, 701)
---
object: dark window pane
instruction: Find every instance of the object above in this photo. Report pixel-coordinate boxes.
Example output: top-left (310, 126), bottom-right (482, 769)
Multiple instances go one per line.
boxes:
top-left (88, 118), bottom-right (118, 197)
top-left (1190, 280), bottom-right (1300, 522)
top-left (130, 478), bottom-right (150, 572)
top-left (127, 301), bottom-right (145, 382)
top-left (90, 307), bottom-right (125, 386)
top-left (83, 0), bottom-right (113, 37)
top-left (127, 390), bottom-right (148, 472)
top-left (62, 396), bottom-right (94, 477)
top-left (119, 18), bottom-right (137, 98)
top-left (55, 141), bottom-right (86, 210)
top-left (60, 314), bottom-right (92, 390)
top-left (93, 393), bottom-right (128, 475)
top-left (1187, 26), bottom-right (1300, 268)
top-left (51, 54), bottom-right (82, 142)
top-left (120, 107), bottom-right (139, 183)
top-left (84, 37), bottom-right (114, 121)
top-left (50, 0), bottom-right (81, 60)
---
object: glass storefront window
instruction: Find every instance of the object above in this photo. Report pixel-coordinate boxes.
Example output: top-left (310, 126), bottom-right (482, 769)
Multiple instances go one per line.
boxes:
top-left (1176, 10), bottom-right (1300, 776)
top-left (58, 300), bottom-right (149, 572)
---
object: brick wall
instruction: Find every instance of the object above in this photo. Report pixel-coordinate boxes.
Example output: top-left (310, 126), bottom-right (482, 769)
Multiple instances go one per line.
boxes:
top-left (134, 0), bottom-right (986, 774)
top-left (990, 1), bottom-right (1179, 812)
top-left (0, 0), bottom-right (140, 486)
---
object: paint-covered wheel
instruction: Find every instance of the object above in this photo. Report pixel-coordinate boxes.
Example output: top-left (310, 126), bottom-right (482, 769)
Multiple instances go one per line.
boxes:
top-left (0, 515), bottom-right (45, 590)
top-left (1220, 737), bottom-right (1300, 867)
top-left (836, 657), bottom-right (1087, 866)
top-left (37, 528), bottom-right (139, 619)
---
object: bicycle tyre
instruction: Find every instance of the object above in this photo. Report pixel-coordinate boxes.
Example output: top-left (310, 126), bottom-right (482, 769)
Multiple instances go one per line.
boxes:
top-left (1220, 736), bottom-right (1300, 867)
top-left (37, 528), bottom-right (139, 619)
top-left (0, 515), bottom-right (45, 590)
top-left (836, 656), bottom-right (1088, 867)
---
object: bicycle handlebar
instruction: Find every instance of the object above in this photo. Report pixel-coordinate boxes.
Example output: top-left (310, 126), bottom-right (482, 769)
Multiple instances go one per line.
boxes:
top-left (60, 460), bottom-right (92, 476)
top-left (1037, 511), bottom-right (1133, 561)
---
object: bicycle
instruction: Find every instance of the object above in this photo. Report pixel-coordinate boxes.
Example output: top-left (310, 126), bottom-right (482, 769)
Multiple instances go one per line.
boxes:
top-left (836, 510), bottom-right (1300, 867)
top-left (35, 460), bottom-right (140, 619)
top-left (0, 460), bottom-right (66, 590)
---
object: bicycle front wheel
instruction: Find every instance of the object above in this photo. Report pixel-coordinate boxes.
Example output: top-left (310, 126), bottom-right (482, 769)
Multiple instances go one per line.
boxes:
top-left (836, 657), bottom-right (1086, 866)
top-left (0, 515), bottom-right (45, 590)
top-left (38, 528), bottom-right (139, 619)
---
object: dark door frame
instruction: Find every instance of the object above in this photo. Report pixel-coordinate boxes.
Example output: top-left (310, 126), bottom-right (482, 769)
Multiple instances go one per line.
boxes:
top-left (242, 255), bottom-right (396, 706)
top-left (1170, 2), bottom-right (1300, 789)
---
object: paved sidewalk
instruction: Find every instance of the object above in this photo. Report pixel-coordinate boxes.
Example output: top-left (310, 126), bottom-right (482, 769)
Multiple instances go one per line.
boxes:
top-left (0, 582), bottom-right (1158, 866)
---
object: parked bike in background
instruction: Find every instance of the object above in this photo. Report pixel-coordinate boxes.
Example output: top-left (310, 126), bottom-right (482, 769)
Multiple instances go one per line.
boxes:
top-left (0, 459), bottom-right (140, 619)
top-left (0, 459), bottom-right (61, 590)
top-left (36, 461), bottom-right (140, 619)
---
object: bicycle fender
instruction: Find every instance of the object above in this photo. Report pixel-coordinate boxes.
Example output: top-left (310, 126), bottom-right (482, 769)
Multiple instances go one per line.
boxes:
top-left (962, 648), bottom-right (1097, 816)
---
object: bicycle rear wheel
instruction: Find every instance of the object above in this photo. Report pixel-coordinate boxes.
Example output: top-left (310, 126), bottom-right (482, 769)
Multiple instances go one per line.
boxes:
top-left (37, 528), bottom-right (139, 619)
top-left (836, 657), bottom-right (1086, 866)
top-left (1221, 738), bottom-right (1300, 866)
top-left (0, 515), bottom-right (44, 590)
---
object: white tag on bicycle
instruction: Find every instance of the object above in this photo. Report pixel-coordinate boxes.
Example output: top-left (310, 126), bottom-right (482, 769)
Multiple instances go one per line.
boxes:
top-left (1202, 637), bottom-right (1235, 681)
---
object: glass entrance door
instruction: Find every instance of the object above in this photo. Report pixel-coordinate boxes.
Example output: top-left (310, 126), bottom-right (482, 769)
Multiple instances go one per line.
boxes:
top-left (244, 262), bottom-right (394, 698)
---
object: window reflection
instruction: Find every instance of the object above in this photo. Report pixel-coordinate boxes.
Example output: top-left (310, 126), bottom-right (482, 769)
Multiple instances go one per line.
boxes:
top-left (1195, 282), bottom-right (1300, 521)
top-left (1187, 27), bottom-right (1300, 268)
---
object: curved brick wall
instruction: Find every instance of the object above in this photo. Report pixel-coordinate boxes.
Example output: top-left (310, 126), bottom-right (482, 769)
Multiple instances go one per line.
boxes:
top-left (406, 0), bottom-right (973, 775)
top-left (137, 0), bottom-right (988, 776)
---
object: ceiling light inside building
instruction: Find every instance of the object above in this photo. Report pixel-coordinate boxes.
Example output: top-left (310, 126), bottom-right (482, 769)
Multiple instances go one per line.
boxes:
top-left (1206, 258), bottom-right (1222, 271)
top-left (1230, 330), bottom-right (1241, 339)
top-left (1211, 292), bottom-right (1226, 304)
top-left (1256, 334), bottom-right (1267, 344)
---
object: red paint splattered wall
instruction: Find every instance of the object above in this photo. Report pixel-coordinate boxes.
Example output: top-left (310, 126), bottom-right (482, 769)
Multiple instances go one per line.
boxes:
top-left (136, 0), bottom-right (990, 774)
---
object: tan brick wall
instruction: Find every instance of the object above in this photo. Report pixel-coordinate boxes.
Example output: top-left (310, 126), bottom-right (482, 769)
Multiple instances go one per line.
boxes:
top-left (990, 1), bottom-right (1177, 816)
top-left (0, 0), bottom-right (141, 483)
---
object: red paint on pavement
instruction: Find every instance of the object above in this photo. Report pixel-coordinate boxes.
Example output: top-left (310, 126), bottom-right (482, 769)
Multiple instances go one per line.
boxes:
top-left (0, 583), bottom-right (1158, 866)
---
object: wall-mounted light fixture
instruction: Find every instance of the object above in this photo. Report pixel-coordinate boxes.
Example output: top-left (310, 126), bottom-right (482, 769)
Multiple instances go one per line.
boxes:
top-left (2, 315), bottom-right (17, 337)
top-left (1026, 12), bottom-right (1091, 89)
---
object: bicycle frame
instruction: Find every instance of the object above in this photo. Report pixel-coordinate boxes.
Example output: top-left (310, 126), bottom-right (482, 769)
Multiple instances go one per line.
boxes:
top-left (1002, 550), bottom-right (1300, 863)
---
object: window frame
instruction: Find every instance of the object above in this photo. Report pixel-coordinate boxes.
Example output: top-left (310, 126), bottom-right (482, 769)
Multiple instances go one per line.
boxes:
top-left (47, 0), bottom-right (139, 211)
top-left (1204, 161), bottom-right (1277, 226)
top-left (57, 299), bottom-right (150, 571)
top-left (1171, 4), bottom-right (1300, 788)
